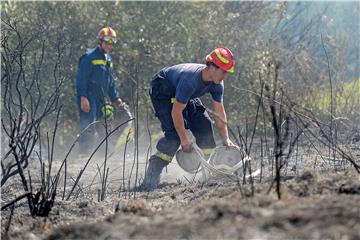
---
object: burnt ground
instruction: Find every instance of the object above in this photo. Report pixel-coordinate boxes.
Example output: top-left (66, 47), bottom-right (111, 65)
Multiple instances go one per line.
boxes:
top-left (1, 144), bottom-right (360, 240)
top-left (1, 171), bottom-right (360, 240)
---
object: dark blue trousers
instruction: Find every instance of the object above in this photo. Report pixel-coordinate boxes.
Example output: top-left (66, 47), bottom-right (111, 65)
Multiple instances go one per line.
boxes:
top-left (77, 96), bottom-right (103, 156)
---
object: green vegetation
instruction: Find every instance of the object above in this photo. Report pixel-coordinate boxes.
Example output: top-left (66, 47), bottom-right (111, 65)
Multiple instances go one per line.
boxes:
top-left (1, 1), bottom-right (359, 148)
top-left (306, 79), bottom-right (360, 119)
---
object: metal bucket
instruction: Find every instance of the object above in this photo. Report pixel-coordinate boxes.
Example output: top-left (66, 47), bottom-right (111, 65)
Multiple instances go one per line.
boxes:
top-left (208, 146), bottom-right (244, 171)
top-left (175, 146), bottom-right (204, 173)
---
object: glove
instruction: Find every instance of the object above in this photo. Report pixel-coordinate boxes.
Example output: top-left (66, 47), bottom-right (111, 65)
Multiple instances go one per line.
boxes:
top-left (101, 104), bottom-right (114, 119)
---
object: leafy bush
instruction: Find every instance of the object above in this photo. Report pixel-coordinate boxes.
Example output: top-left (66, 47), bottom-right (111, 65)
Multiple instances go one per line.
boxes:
top-left (304, 79), bottom-right (360, 122)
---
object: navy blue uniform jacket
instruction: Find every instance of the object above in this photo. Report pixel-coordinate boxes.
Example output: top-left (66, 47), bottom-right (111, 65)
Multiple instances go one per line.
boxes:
top-left (76, 46), bottom-right (120, 106)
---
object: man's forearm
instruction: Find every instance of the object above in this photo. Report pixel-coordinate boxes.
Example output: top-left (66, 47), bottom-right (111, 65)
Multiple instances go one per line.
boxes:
top-left (171, 108), bottom-right (187, 142)
top-left (215, 116), bottom-right (229, 138)
top-left (212, 101), bottom-right (235, 146)
top-left (213, 101), bottom-right (229, 138)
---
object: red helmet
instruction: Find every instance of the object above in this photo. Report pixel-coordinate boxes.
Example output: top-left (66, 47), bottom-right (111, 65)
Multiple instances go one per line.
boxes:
top-left (97, 27), bottom-right (117, 44)
top-left (205, 47), bottom-right (235, 73)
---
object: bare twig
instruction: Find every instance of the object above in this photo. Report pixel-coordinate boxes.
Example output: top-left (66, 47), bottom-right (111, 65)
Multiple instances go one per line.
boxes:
top-left (66, 118), bottom-right (134, 200)
top-left (1, 192), bottom-right (32, 211)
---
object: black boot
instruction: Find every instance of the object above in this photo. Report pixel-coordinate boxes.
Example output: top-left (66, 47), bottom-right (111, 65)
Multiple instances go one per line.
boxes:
top-left (140, 155), bottom-right (169, 191)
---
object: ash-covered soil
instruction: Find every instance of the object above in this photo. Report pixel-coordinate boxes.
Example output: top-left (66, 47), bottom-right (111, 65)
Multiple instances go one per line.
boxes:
top-left (2, 165), bottom-right (360, 240)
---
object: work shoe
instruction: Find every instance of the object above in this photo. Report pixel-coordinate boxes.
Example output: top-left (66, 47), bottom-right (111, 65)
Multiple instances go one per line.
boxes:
top-left (137, 155), bottom-right (169, 191)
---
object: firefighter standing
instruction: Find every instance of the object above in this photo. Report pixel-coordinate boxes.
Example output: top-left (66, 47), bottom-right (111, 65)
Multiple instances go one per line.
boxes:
top-left (75, 27), bottom-right (124, 157)
top-left (141, 47), bottom-right (236, 191)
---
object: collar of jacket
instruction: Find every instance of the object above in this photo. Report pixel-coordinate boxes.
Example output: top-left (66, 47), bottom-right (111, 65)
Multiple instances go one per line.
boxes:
top-left (97, 45), bottom-right (106, 54)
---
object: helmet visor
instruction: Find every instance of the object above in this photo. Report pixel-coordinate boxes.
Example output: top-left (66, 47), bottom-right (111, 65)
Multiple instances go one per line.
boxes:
top-left (103, 36), bottom-right (117, 44)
